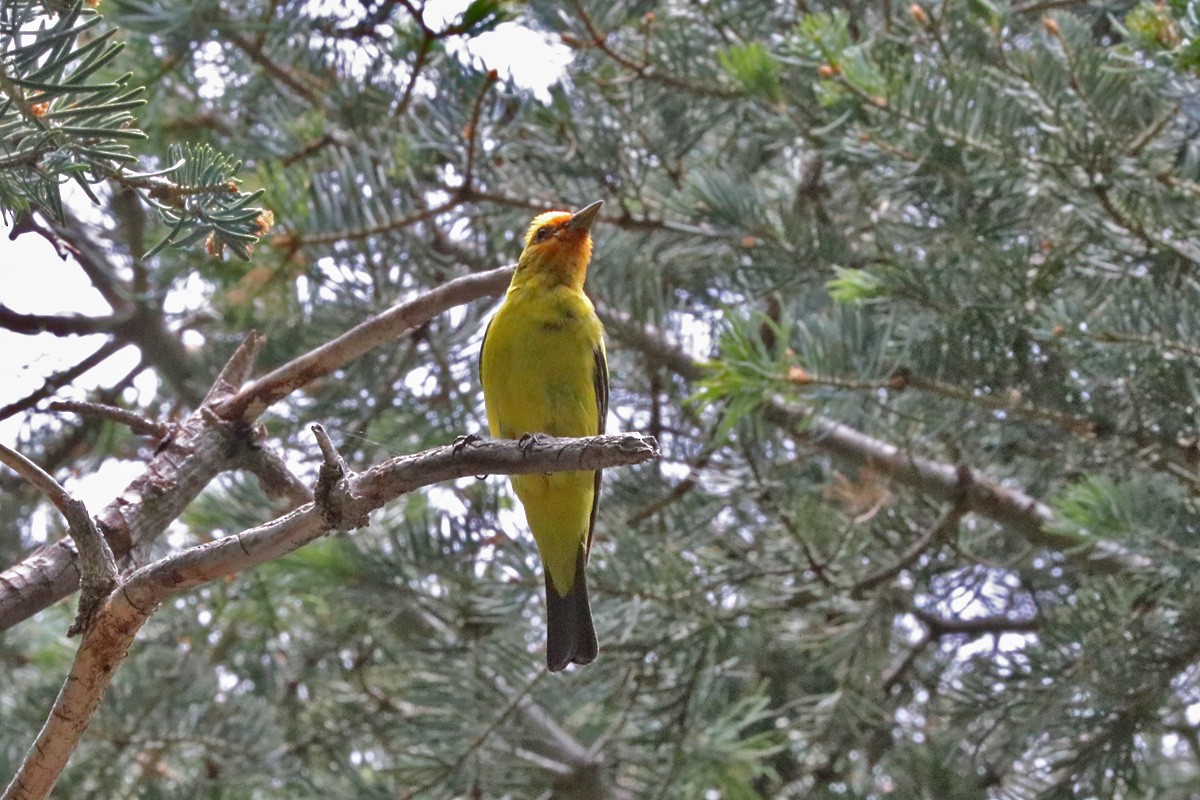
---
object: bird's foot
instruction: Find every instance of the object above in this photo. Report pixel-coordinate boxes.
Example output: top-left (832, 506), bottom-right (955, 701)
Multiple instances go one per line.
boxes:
top-left (452, 433), bottom-right (482, 454)
top-left (518, 432), bottom-right (547, 455)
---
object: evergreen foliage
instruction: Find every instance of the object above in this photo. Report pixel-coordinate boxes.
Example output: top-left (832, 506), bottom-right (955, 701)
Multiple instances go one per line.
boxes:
top-left (2, 0), bottom-right (1200, 797)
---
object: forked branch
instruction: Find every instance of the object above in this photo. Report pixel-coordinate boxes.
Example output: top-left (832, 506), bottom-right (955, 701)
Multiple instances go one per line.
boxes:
top-left (2, 431), bottom-right (659, 800)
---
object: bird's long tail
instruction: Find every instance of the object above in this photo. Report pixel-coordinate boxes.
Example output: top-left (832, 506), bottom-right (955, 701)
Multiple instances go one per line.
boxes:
top-left (545, 548), bottom-right (598, 672)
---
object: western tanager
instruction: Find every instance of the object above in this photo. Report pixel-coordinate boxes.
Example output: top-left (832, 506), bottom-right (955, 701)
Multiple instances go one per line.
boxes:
top-left (480, 200), bottom-right (607, 671)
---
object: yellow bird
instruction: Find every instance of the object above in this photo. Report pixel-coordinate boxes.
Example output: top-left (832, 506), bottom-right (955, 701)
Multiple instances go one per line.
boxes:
top-left (480, 200), bottom-right (607, 671)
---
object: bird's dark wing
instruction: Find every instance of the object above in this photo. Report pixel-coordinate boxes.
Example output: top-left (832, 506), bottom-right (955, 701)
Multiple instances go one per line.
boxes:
top-left (585, 342), bottom-right (609, 558)
top-left (478, 316), bottom-right (494, 386)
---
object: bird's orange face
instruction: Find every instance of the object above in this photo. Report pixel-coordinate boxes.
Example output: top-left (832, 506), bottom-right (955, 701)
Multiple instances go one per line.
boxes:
top-left (516, 202), bottom-right (602, 290)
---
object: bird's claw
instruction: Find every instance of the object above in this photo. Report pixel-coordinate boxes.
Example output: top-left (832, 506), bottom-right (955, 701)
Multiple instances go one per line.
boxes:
top-left (452, 433), bottom-right (482, 454)
top-left (518, 432), bottom-right (546, 455)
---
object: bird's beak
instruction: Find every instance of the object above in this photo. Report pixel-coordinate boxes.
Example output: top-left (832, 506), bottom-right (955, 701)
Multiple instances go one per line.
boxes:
top-left (564, 200), bottom-right (603, 233)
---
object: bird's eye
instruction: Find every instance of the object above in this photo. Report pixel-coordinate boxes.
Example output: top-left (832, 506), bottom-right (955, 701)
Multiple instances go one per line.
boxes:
top-left (534, 226), bottom-right (554, 242)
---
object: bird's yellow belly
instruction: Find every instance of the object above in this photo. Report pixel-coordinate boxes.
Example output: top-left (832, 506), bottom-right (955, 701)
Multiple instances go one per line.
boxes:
top-left (480, 288), bottom-right (603, 594)
top-left (482, 294), bottom-right (601, 441)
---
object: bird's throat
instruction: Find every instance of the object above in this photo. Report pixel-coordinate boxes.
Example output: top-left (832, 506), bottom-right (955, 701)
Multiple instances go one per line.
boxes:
top-left (513, 236), bottom-right (593, 291)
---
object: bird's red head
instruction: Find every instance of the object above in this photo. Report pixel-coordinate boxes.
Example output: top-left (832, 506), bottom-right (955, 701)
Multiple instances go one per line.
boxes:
top-left (515, 200), bottom-right (602, 290)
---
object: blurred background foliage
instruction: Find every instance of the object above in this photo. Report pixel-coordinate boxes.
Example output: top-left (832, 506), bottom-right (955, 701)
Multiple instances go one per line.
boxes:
top-left (3, 0), bottom-right (1200, 797)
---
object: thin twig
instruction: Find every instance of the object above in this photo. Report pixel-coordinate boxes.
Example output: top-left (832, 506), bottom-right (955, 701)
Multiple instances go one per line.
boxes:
top-left (398, 671), bottom-right (549, 800)
top-left (0, 306), bottom-right (119, 336)
top-left (1012, 0), bottom-right (1087, 12)
top-left (394, 31), bottom-right (433, 119)
top-left (48, 400), bottom-right (168, 438)
top-left (912, 607), bottom-right (1040, 637)
top-left (852, 501), bottom-right (967, 597)
top-left (461, 187), bottom-right (736, 240)
top-left (626, 440), bottom-right (717, 525)
top-left (292, 195), bottom-right (462, 247)
top-left (881, 631), bottom-right (931, 693)
top-left (462, 70), bottom-right (499, 191)
top-left (229, 34), bottom-right (328, 108)
top-left (0, 339), bottom-right (126, 422)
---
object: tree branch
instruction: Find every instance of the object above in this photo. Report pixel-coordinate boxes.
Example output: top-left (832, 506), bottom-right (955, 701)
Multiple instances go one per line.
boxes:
top-left (0, 305), bottom-right (119, 336)
top-left (32, 211), bottom-right (207, 405)
top-left (48, 400), bottom-right (169, 439)
top-left (0, 335), bottom-right (264, 632)
top-left (0, 444), bottom-right (117, 637)
top-left (0, 339), bottom-right (126, 423)
top-left (238, 444), bottom-right (314, 507)
top-left (217, 265), bottom-right (513, 422)
top-left (0, 244), bottom-right (1144, 638)
top-left (912, 607), bottom-right (1040, 637)
top-left (1, 432), bottom-right (658, 800)
top-left (852, 501), bottom-right (967, 598)
top-left (35, 212), bottom-right (133, 317)
top-left (0, 266), bottom-right (507, 631)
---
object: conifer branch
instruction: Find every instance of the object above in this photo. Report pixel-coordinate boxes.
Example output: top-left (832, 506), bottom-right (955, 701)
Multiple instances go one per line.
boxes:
top-left (597, 306), bottom-right (1149, 573)
top-left (565, 0), bottom-right (741, 100)
top-left (290, 195), bottom-right (463, 247)
top-left (397, 672), bottom-right (550, 800)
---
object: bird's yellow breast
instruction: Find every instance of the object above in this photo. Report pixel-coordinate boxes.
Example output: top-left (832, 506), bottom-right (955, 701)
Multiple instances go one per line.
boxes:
top-left (481, 285), bottom-right (603, 440)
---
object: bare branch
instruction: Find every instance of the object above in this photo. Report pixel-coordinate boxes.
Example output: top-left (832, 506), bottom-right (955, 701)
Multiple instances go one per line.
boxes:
top-left (0, 305), bottom-right (119, 336)
top-left (912, 607), bottom-right (1040, 637)
top-left (310, 423), bottom-right (363, 528)
top-left (218, 266), bottom-right (513, 422)
top-left (0, 339), bottom-right (126, 422)
top-left (0, 444), bottom-right (79, 518)
top-left (852, 501), bottom-right (967, 598)
top-left (48, 400), bottom-right (169, 438)
top-left (0, 269), bottom-right (513, 631)
top-left (1, 432), bottom-right (658, 800)
top-left (0, 444), bottom-right (117, 637)
top-left (0, 338), bottom-right (267, 632)
top-left (238, 445), bottom-right (314, 507)
top-left (206, 332), bottom-right (266, 404)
